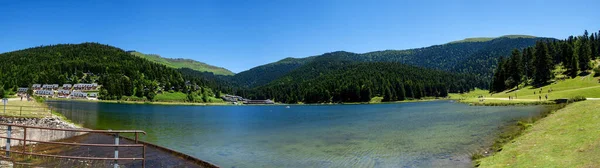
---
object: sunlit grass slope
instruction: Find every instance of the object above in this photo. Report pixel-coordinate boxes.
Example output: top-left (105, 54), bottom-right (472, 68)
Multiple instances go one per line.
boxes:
top-left (478, 100), bottom-right (600, 167)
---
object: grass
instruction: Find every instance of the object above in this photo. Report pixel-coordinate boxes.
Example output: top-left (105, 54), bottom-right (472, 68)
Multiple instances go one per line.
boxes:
top-left (0, 97), bottom-right (51, 118)
top-left (477, 100), bottom-right (600, 167)
top-left (130, 51), bottom-right (235, 76)
top-left (449, 70), bottom-right (600, 105)
top-left (154, 92), bottom-right (188, 102)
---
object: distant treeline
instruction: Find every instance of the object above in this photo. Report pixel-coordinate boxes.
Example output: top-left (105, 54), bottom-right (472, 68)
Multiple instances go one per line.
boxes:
top-left (490, 30), bottom-right (600, 92)
top-left (242, 62), bottom-right (485, 104)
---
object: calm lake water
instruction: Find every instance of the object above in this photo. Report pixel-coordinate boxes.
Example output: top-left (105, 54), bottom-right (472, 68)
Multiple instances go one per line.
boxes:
top-left (46, 100), bottom-right (545, 168)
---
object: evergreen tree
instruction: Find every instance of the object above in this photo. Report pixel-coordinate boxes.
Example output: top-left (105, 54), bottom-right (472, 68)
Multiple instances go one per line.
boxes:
top-left (591, 33), bottom-right (599, 59)
top-left (507, 49), bottom-right (523, 88)
top-left (533, 41), bottom-right (553, 85)
top-left (383, 87), bottom-right (392, 102)
top-left (360, 87), bottom-right (372, 102)
top-left (577, 30), bottom-right (592, 70)
top-left (522, 48), bottom-right (535, 78)
top-left (491, 57), bottom-right (507, 92)
top-left (395, 82), bottom-right (406, 101)
top-left (561, 42), bottom-right (578, 77)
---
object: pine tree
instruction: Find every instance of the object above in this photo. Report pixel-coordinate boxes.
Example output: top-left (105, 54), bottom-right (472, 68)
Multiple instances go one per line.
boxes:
top-left (577, 30), bottom-right (592, 70)
top-left (491, 57), bottom-right (507, 92)
top-left (395, 82), bottom-right (406, 101)
top-left (508, 49), bottom-right (523, 88)
top-left (533, 41), bottom-right (553, 85)
top-left (360, 86), bottom-right (371, 102)
top-left (522, 48), bottom-right (535, 79)
top-left (591, 33), bottom-right (599, 59)
top-left (561, 42), bottom-right (578, 77)
top-left (383, 87), bottom-right (392, 102)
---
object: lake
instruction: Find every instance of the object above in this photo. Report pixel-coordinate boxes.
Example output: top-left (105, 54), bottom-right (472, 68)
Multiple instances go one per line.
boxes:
top-left (46, 100), bottom-right (545, 168)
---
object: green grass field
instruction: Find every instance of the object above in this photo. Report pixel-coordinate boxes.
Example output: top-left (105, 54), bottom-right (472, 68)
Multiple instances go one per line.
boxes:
top-left (0, 98), bottom-right (51, 118)
top-left (478, 100), bottom-right (600, 167)
top-left (450, 70), bottom-right (600, 105)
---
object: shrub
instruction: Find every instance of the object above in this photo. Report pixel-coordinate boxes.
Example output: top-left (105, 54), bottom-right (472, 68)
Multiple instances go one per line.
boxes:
top-left (593, 67), bottom-right (600, 77)
top-left (568, 96), bottom-right (586, 103)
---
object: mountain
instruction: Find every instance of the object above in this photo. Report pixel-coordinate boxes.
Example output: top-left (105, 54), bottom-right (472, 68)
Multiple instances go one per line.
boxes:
top-left (0, 43), bottom-right (218, 101)
top-left (129, 51), bottom-right (235, 76)
top-left (246, 61), bottom-right (485, 103)
top-left (232, 35), bottom-right (552, 88)
top-left (231, 56), bottom-right (316, 88)
top-left (448, 35), bottom-right (537, 44)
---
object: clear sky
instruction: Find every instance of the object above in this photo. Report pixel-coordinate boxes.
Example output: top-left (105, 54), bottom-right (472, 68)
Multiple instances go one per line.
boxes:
top-left (1, 0), bottom-right (599, 73)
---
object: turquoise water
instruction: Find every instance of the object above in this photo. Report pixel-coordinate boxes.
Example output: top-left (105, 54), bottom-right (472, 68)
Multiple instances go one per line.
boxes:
top-left (47, 100), bottom-right (545, 168)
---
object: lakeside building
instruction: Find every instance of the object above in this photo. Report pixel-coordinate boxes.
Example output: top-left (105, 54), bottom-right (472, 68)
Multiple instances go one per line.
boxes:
top-left (62, 84), bottom-right (72, 90)
top-left (243, 99), bottom-right (275, 104)
top-left (34, 90), bottom-right (54, 97)
top-left (73, 83), bottom-right (98, 91)
top-left (32, 84), bottom-right (42, 90)
top-left (57, 89), bottom-right (72, 98)
top-left (42, 84), bottom-right (59, 90)
top-left (70, 91), bottom-right (87, 99)
top-left (221, 94), bottom-right (247, 102)
top-left (88, 93), bottom-right (98, 98)
top-left (17, 87), bottom-right (28, 93)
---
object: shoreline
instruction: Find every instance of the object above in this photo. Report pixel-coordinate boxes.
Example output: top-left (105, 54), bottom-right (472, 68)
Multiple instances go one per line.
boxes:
top-left (48, 96), bottom-right (443, 106)
top-left (471, 100), bottom-right (582, 166)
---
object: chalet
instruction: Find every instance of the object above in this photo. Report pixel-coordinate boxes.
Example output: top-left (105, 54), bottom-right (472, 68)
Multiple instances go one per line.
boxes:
top-left (57, 89), bottom-right (71, 97)
top-left (70, 91), bottom-right (87, 99)
top-left (243, 99), bottom-right (275, 104)
top-left (88, 93), bottom-right (98, 98)
top-left (62, 84), bottom-right (72, 90)
top-left (34, 90), bottom-right (54, 97)
top-left (42, 84), bottom-right (59, 90)
top-left (17, 88), bottom-right (28, 93)
top-left (32, 84), bottom-right (42, 90)
top-left (73, 83), bottom-right (98, 91)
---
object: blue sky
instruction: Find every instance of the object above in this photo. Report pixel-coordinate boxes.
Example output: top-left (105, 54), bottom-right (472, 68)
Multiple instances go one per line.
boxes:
top-left (1, 0), bottom-right (599, 73)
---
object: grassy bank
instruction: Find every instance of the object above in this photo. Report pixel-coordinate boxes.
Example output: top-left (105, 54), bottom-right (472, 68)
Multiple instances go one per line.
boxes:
top-left (449, 72), bottom-right (599, 106)
top-left (0, 97), bottom-right (50, 118)
top-left (476, 100), bottom-right (600, 167)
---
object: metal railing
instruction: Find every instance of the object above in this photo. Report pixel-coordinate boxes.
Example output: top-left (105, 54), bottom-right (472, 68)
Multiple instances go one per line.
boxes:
top-left (0, 123), bottom-right (147, 167)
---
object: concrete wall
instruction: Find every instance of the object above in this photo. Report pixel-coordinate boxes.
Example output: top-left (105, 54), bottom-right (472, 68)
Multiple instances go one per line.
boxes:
top-left (0, 117), bottom-right (85, 147)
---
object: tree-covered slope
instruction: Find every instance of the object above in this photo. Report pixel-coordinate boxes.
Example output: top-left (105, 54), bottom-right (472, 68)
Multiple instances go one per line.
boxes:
top-left (0, 43), bottom-right (218, 101)
top-left (129, 51), bottom-right (235, 76)
top-left (231, 56), bottom-right (316, 88)
top-left (246, 61), bottom-right (485, 103)
top-left (232, 36), bottom-right (551, 88)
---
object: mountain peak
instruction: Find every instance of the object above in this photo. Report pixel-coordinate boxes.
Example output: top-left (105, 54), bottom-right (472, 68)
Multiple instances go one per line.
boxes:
top-left (449, 35), bottom-right (537, 44)
top-left (129, 51), bottom-right (235, 76)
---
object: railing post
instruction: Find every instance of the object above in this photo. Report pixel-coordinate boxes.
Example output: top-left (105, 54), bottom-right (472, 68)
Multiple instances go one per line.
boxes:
top-left (135, 132), bottom-right (138, 144)
top-left (142, 144), bottom-right (146, 168)
top-left (23, 127), bottom-right (27, 155)
top-left (6, 124), bottom-right (11, 157)
top-left (20, 106), bottom-right (22, 116)
top-left (114, 133), bottom-right (119, 168)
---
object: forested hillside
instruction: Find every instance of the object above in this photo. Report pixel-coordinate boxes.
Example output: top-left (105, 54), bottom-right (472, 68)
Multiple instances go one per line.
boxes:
top-left (231, 56), bottom-right (316, 88)
top-left (129, 51), bottom-right (235, 76)
top-left (230, 36), bottom-right (549, 89)
top-left (0, 43), bottom-right (219, 101)
top-left (490, 30), bottom-right (600, 92)
top-left (243, 62), bottom-right (485, 103)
